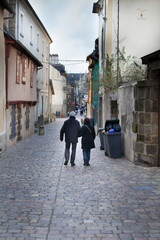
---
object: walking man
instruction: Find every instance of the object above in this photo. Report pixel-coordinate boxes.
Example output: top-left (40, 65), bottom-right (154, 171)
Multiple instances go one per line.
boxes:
top-left (60, 111), bottom-right (81, 166)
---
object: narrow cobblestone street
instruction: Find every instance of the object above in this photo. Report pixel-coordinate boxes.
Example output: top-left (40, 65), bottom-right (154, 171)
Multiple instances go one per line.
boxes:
top-left (0, 117), bottom-right (160, 240)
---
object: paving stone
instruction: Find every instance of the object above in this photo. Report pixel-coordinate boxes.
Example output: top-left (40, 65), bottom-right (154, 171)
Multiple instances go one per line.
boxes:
top-left (0, 117), bottom-right (160, 240)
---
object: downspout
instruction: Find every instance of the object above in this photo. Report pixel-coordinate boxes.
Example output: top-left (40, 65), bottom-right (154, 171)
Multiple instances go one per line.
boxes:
top-left (5, 42), bottom-right (12, 109)
top-left (48, 62), bottom-right (50, 122)
top-left (116, 0), bottom-right (120, 85)
top-left (17, 0), bottom-right (19, 40)
top-left (158, 81), bottom-right (160, 166)
top-left (103, 0), bottom-right (107, 80)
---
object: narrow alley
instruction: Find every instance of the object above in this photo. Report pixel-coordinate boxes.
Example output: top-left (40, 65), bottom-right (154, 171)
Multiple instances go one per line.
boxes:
top-left (0, 117), bottom-right (160, 240)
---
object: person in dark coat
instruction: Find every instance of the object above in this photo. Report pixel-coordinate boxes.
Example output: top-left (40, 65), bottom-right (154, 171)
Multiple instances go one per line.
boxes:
top-left (79, 118), bottom-right (95, 166)
top-left (60, 111), bottom-right (81, 166)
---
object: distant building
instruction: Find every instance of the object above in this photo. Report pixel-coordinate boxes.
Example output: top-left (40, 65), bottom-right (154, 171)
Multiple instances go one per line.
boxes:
top-left (66, 73), bottom-right (88, 109)
top-left (50, 54), bottom-right (67, 117)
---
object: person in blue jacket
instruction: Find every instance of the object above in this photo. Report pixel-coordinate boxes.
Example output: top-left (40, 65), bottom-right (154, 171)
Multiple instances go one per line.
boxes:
top-left (79, 118), bottom-right (95, 166)
top-left (60, 111), bottom-right (81, 166)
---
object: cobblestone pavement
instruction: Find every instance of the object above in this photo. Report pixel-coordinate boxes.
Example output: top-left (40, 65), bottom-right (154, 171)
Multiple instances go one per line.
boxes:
top-left (0, 117), bottom-right (160, 240)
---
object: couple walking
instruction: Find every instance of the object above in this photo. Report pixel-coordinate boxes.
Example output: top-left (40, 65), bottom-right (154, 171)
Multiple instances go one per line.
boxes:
top-left (60, 111), bottom-right (95, 166)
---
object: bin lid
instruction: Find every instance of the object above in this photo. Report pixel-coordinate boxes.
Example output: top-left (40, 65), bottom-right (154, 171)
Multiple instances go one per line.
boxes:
top-left (99, 128), bottom-right (105, 130)
top-left (108, 128), bottom-right (115, 133)
top-left (105, 119), bottom-right (119, 124)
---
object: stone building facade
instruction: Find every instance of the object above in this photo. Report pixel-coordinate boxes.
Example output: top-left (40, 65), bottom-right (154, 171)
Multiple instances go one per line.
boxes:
top-left (118, 50), bottom-right (159, 167)
top-left (132, 51), bottom-right (159, 166)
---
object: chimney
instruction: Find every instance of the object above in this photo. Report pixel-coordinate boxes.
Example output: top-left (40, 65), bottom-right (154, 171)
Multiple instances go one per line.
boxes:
top-left (50, 54), bottom-right (59, 65)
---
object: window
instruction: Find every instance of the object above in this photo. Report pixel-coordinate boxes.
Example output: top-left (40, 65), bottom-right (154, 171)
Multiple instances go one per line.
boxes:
top-left (37, 33), bottom-right (39, 51)
top-left (30, 25), bottom-right (33, 45)
top-left (30, 61), bottom-right (34, 88)
top-left (22, 55), bottom-right (27, 84)
top-left (16, 52), bottom-right (21, 84)
top-left (46, 45), bottom-right (49, 61)
top-left (42, 40), bottom-right (44, 57)
top-left (20, 13), bottom-right (24, 37)
top-left (16, 52), bottom-right (28, 85)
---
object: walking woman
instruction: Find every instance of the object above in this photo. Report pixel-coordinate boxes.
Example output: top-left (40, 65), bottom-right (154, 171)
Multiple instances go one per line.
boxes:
top-left (80, 118), bottom-right (96, 166)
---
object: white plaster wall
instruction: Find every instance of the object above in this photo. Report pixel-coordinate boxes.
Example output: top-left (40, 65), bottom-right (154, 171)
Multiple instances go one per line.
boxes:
top-left (112, 0), bottom-right (160, 59)
top-left (99, 0), bottom-right (160, 137)
top-left (18, 1), bottom-right (51, 63)
top-left (118, 83), bottom-right (137, 162)
top-left (18, 0), bottom-right (51, 121)
top-left (50, 66), bottom-right (66, 115)
top-left (0, 7), bottom-right (6, 152)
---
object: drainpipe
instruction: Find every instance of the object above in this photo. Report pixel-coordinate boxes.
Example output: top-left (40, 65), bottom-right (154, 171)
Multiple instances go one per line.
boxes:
top-left (17, 0), bottom-right (19, 40)
top-left (5, 42), bottom-right (12, 109)
top-left (116, 0), bottom-right (120, 85)
top-left (103, 0), bottom-right (107, 80)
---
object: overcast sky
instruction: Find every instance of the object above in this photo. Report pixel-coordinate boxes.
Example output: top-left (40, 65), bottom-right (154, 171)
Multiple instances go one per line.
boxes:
top-left (28, 0), bottom-right (99, 73)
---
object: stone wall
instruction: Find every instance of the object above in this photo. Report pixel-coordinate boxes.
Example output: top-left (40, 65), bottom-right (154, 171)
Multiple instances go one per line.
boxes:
top-left (133, 80), bottom-right (158, 166)
top-left (7, 104), bottom-right (35, 147)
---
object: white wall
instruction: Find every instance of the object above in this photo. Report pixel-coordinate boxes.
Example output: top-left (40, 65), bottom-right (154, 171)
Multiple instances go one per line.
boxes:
top-left (50, 65), bottom-right (66, 116)
top-left (99, 0), bottom-right (160, 127)
top-left (17, 0), bottom-right (52, 121)
top-left (112, 0), bottom-right (160, 59)
top-left (18, 1), bottom-right (50, 64)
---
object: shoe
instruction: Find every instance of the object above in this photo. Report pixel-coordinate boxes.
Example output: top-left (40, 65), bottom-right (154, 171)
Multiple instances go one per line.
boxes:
top-left (83, 161), bottom-right (87, 166)
top-left (86, 163), bottom-right (90, 166)
top-left (71, 163), bottom-right (75, 167)
top-left (64, 160), bottom-right (68, 165)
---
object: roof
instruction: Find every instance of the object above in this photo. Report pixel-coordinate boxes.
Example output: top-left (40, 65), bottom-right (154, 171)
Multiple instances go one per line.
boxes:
top-left (51, 64), bottom-right (66, 75)
top-left (0, 0), bottom-right (15, 14)
top-left (67, 73), bottom-right (85, 81)
top-left (141, 49), bottom-right (160, 64)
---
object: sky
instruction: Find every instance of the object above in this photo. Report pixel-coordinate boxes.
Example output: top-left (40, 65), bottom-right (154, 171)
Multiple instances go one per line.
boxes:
top-left (28, 0), bottom-right (99, 73)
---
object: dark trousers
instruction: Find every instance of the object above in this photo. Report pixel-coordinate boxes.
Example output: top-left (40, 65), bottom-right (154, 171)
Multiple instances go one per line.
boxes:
top-left (65, 142), bottom-right (77, 164)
